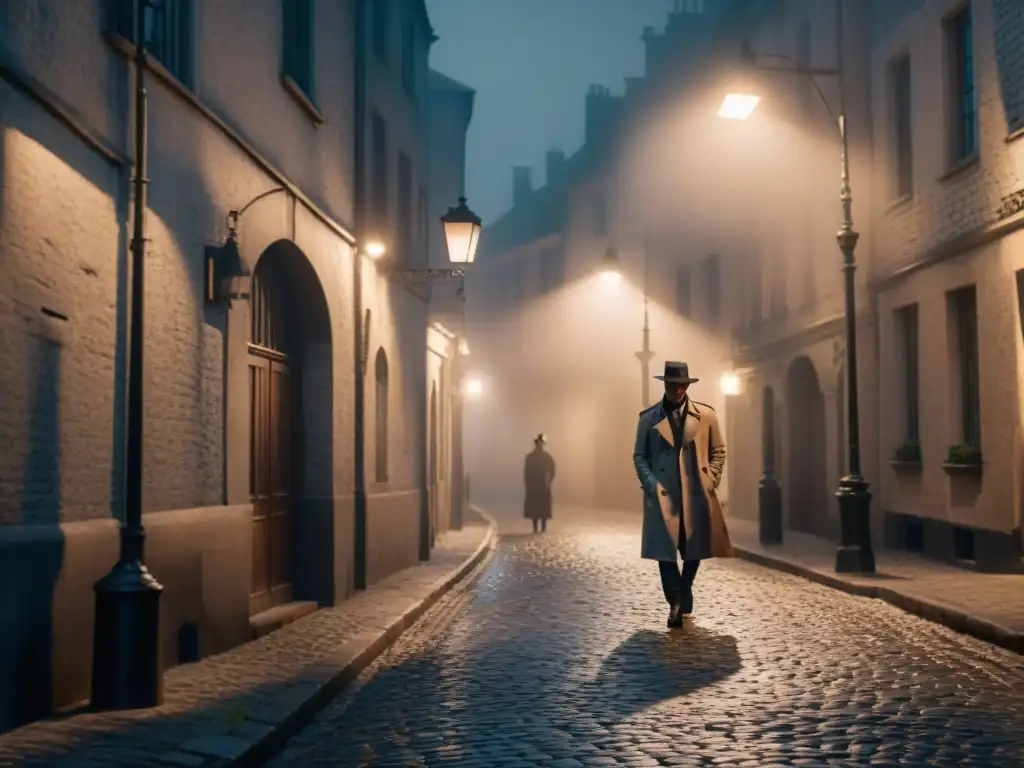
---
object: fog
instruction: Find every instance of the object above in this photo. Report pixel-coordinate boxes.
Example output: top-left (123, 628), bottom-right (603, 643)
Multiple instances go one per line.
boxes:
top-left (455, 2), bottom-right (857, 520)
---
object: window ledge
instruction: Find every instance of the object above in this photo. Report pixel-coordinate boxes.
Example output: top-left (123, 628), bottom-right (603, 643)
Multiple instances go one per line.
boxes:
top-left (280, 75), bottom-right (325, 126)
top-left (885, 194), bottom-right (913, 213)
top-left (942, 462), bottom-right (982, 476)
top-left (938, 153), bottom-right (980, 184)
top-left (890, 460), bottom-right (922, 471)
top-left (1006, 125), bottom-right (1024, 144)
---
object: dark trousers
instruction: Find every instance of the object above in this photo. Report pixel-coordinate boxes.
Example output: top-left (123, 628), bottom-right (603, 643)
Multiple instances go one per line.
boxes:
top-left (657, 513), bottom-right (700, 605)
top-left (658, 558), bottom-right (700, 605)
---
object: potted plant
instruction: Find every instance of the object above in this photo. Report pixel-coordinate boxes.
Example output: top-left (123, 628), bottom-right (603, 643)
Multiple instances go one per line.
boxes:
top-left (891, 442), bottom-right (922, 469)
top-left (943, 442), bottom-right (983, 475)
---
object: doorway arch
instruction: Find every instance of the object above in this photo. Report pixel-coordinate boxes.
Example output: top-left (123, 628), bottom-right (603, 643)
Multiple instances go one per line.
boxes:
top-left (246, 240), bottom-right (333, 615)
top-left (786, 356), bottom-right (826, 535)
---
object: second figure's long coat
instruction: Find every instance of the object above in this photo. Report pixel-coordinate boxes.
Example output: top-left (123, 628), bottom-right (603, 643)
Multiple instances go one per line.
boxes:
top-left (633, 398), bottom-right (733, 562)
top-left (524, 448), bottom-right (556, 521)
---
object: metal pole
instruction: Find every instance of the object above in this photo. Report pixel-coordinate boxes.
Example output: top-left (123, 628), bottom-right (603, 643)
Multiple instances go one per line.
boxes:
top-left (353, 0), bottom-right (368, 589)
top-left (635, 236), bottom-right (655, 407)
top-left (833, 0), bottom-right (875, 573)
top-left (91, 0), bottom-right (164, 710)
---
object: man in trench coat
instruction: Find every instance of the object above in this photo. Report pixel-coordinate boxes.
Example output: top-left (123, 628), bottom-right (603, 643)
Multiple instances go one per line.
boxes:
top-left (633, 361), bottom-right (733, 627)
top-left (524, 433), bottom-right (556, 533)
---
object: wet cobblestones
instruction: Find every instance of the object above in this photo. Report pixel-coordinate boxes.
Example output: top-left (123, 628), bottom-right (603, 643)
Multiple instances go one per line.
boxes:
top-left (268, 519), bottom-right (1024, 767)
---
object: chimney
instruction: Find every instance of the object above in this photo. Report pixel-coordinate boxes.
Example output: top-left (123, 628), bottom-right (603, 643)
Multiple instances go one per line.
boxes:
top-left (585, 84), bottom-right (619, 147)
top-left (545, 149), bottom-right (565, 185)
top-left (513, 166), bottom-right (532, 206)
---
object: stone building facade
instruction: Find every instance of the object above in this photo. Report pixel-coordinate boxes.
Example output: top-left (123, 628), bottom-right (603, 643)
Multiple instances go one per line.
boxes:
top-left (0, 0), bottom-right (466, 732)
top-left (722, 0), bottom-right (1024, 573)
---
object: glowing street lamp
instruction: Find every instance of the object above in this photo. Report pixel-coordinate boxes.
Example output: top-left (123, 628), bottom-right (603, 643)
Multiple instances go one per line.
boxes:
top-left (717, 92), bottom-right (761, 120)
top-left (719, 372), bottom-right (741, 396)
top-left (364, 236), bottom-right (387, 260)
top-left (441, 197), bottom-right (482, 265)
top-left (458, 337), bottom-right (470, 356)
top-left (463, 375), bottom-right (484, 399)
top-left (599, 246), bottom-right (622, 286)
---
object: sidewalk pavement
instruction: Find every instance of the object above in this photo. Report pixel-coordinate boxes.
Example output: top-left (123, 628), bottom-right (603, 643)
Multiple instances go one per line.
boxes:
top-left (727, 516), bottom-right (1024, 654)
top-left (0, 511), bottom-right (496, 768)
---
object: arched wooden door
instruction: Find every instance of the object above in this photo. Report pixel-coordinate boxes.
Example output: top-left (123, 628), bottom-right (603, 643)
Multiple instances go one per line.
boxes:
top-left (248, 259), bottom-right (296, 615)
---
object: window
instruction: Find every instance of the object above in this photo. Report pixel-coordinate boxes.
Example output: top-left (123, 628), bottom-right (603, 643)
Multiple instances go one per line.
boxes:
top-left (418, 186), bottom-right (429, 255)
top-left (592, 193), bottom-right (608, 238)
top-left (398, 152), bottom-right (413, 260)
top-left (704, 254), bottom-right (720, 326)
top-left (401, 22), bottom-right (416, 97)
top-left (105, 0), bottom-right (193, 85)
top-left (946, 6), bottom-right (977, 162)
top-left (895, 303), bottom-right (920, 444)
top-left (371, 111), bottom-right (388, 224)
top-left (282, 0), bottom-right (314, 98)
top-left (372, 0), bottom-right (389, 63)
top-left (676, 266), bottom-right (691, 317)
top-left (540, 248), bottom-right (566, 294)
top-left (796, 21), bottom-right (812, 119)
top-left (374, 349), bottom-right (389, 483)
top-left (949, 285), bottom-right (980, 445)
top-left (888, 55), bottom-right (913, 198)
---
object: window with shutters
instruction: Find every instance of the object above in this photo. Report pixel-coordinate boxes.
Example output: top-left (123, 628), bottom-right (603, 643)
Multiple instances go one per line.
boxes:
top-left (948, 286), bottom-right (980, 446)
top-left (371, 112), bottom-right (388, 225)
top-left (895, 303), bottom-right (920, 444)
top-left (282, 0), bottom-right (314, 99)
top-left (890, 55), bottom-right (913, 198)
top-left (105, 0), bottom-right (193, 86)
top-left (401, 22), bottom-right (416, 97)
top-left (945, 6), bottom-right (977, 162)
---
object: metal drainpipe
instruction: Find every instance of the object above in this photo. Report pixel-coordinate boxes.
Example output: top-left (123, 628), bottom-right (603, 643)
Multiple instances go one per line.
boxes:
top-left (352, 0), bottom-right (368, 591)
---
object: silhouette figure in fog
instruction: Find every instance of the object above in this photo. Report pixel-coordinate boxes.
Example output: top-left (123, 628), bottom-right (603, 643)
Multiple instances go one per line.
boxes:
top-left (634, 362), bottom-right (733, 628)
top-left (524, 434), bottom-right (556, 533)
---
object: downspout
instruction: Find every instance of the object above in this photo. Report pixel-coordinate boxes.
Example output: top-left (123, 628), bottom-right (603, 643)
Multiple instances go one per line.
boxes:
top-left (352, 0), bottom-right (368, 590)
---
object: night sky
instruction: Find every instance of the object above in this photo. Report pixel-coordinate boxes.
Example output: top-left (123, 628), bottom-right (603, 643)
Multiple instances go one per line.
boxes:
top-left (427, 0), bottom-right (672, 225)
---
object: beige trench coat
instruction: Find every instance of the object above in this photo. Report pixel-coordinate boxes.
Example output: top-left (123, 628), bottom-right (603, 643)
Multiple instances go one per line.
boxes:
top-left (633, 399), bottom-right (733, 562)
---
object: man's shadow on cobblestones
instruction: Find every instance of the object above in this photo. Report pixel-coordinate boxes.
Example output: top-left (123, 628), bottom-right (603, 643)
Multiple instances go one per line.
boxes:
top-left (583, 626), bottom-right (741, 722)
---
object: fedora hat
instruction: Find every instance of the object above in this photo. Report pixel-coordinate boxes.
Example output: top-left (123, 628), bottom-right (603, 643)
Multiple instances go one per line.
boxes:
top-left (654, 361), bottom-right (699, 384)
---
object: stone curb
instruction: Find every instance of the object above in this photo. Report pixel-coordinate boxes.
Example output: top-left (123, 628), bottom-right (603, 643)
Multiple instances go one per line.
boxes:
top-left (172, 510), bottom-right (499, 768)
top-left (733, 545), bottom-right (1024, 656)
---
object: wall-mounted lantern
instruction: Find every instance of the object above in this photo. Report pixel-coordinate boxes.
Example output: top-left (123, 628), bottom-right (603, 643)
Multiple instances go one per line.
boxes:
top-left (205, 210), bottom-right (251, 304)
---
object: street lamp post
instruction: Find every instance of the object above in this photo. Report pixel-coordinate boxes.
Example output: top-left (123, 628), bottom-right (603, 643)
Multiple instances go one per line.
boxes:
top-left (366, 198), bottom-right (482, 559)
top-left (635, 238), bottom-right (655, 408)
top-left (91, 0), bottom-right (164, 710)
top-left (717, 7), bottom-right (875, 574)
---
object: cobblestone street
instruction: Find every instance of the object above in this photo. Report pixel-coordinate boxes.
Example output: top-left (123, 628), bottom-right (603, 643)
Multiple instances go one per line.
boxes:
top-left (267, 512), bottom-right (1024, 767)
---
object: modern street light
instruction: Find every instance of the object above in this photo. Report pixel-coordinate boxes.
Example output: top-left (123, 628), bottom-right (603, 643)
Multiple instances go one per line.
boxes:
top-left (717, 13), bottom-right (876, 574)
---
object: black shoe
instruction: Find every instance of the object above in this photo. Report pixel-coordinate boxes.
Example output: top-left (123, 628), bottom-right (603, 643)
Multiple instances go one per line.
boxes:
top-left (667, 604), bottom-right (684, 628)
top-left (681, 585), bottom-right (694, 616)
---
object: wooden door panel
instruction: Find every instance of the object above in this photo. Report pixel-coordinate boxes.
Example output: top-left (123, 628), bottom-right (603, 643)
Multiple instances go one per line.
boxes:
top-left (249, 358), bottom-right (272, 614)
top-left (269, 361), bottom-right (293, 602)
